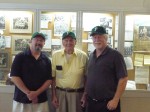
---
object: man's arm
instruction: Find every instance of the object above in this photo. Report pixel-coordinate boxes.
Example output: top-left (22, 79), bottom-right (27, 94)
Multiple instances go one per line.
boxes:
top-left (11, 76), bottom-right (30, 95)
top-left (81, 75), bottom-right (87, 107)
top-left (107, 76), bottom-right (128, 110)
top-left (113, 76), bottom-right (128, 101)
top-left (36, 80), bottom-right (52, 95)
top-left (27, 80), bottom-right (52, 101)
top-left (51, 77), bottom-right (56, 98)
top-left (51, 77), bottom-right (59, 108)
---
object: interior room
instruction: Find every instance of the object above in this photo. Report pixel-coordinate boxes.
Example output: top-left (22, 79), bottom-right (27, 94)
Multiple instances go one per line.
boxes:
top-left (0, 0), bottom-right (150, 112)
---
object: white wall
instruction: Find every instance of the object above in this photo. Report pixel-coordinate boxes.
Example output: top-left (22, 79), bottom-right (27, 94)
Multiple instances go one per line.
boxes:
top-left (0, 0), bottom-right (149, 12)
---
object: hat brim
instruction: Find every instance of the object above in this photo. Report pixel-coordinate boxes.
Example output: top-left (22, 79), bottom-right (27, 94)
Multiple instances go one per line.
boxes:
top-left (90, 32), bottom-right (106, 36)
top-left (62, 36), bottom-right (76, 40)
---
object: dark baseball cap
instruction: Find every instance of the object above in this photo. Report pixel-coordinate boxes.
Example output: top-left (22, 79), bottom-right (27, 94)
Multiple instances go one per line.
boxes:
top-left (31, 32), bottom-right (46, 40)
top-left (90, 26), bottom-right (107, 36)
top-left (62, 31), bottom-right (76, 40)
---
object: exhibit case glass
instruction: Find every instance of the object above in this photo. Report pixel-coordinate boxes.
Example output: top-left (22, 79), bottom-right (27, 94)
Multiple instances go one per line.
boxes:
top-left (0, 10), bottom-right (35, 85)
top-left (82, 12), bottom-right (119, 55)
top-left (124, 14), bottom-right (150, 89)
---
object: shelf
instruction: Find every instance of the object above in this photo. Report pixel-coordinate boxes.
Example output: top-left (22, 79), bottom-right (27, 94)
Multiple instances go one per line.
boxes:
top-left (133, 51), bottom-right (150, 53)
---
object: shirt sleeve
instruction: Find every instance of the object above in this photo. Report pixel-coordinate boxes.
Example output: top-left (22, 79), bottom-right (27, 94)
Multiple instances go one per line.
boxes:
top-left (52, 53), bottom-right (56, 77)
top-left (10, 53), bottom-right (23, 77)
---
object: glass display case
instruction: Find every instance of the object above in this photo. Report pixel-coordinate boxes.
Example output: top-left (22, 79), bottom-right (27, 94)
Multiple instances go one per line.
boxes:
top-left (125, 14), bottom-right (150, 89)
top-left (0, 9), bottom-right (150, 90)
top-left (39, 11), bottom-right (77, 57)
top-left (82, 12), bottom-right (119, 56)
top-left (0, 10), bottom-right (35, 85)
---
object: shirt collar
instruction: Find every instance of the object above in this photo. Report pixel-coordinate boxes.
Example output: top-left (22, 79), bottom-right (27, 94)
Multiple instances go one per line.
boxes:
top-left (61, 48), bottom-right (77, 56)
top-left (24, 48), bottom-right (45, 59)
top-left (93, 46), bottom-right (110, 56)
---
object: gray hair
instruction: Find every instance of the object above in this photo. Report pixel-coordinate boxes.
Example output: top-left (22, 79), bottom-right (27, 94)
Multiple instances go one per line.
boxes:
top-left (104, 34), bottom-right (108, 40)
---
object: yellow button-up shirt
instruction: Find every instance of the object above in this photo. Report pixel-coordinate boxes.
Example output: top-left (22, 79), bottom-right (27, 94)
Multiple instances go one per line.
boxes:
top-left (52, 48), bottom-right (88, 89)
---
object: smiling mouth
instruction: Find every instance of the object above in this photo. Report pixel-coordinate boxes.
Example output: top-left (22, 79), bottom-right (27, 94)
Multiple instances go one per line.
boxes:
top-left (94, 42), bottom-right (101, 44)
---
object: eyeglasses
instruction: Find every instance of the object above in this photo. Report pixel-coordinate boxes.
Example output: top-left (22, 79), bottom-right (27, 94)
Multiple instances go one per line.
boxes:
top-left (33, 38), bottom-right (45, 42)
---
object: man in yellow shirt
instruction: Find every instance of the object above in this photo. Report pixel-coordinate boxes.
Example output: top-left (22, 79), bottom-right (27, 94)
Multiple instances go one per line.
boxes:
top-left (51, 31), bottom-right (88, 112)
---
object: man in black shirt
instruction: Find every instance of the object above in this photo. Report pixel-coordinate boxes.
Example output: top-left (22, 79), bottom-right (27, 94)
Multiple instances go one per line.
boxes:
top-left (85, 26), bottom-right (128, 112)
top-left (10, 32), bottom-right (52, 112)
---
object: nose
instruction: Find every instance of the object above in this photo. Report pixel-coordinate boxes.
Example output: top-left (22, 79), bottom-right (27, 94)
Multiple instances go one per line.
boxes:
top-left (66, 40), bottom-right (72, 44)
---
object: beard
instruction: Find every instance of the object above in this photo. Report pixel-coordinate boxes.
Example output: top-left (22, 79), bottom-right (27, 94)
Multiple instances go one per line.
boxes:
top-left (34, 44), bottom-right (42, 52)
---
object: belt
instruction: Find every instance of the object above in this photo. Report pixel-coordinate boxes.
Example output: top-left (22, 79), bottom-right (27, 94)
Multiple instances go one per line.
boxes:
top-left (88, 96), bottom-right (111, 103)
top-left (56, 86), bottom-right (84, 92)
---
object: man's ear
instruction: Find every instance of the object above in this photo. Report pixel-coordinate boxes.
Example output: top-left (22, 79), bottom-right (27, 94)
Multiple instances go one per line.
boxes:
top-left (75, 40), bottom-right (77, 45)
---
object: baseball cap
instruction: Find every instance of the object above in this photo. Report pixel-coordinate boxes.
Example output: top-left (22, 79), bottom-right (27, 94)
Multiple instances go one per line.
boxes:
top-left (62, 31), bottom-right (76, 40)
top-left (31, 32), bottom-right (46, 40)
top-left (90, 26), bottom-right (107, 36)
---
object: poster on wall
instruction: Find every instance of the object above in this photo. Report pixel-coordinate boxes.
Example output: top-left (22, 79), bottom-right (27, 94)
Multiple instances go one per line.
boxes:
top-left (10, 12), bottom-right (32, 33)
top-left (54, 14), bottom-right (69, 36)
top-left (0, 14), bottom-right (5, 30)
top-left (71, 14), bottom-right (76, 28)
top-left (0, 35), bottom-right (6, 49)
top-left (51, 39), bottom-right (61, 54)
top-left (5, 36), bottom-right (11, 48)
top-left (135, 66), bottom-right (149, 84)
top-left (138, 26), bottom-right (150, 40)
top-left (11, 35), bottom-right (31, 54)
top-left (83, 13), bottom-right (113, 35)
top-left (133, 15), bottom-right (150, 51)
top-left (0, 51), bottom-right (9, 70)
top-left (99, 17), bottom-right (113, 35)
top-left (40, 30), bottom-right (52, 49)
top-left (41, 14), bottom-right (52, 28)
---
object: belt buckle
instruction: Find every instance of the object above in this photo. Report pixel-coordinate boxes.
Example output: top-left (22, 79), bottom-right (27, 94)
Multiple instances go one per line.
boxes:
top-left (65, 88), bottom-right (68, 92)
top-left (93, 98), bottom-right (98, 102)
top-left (65, 88), bottom-right (71, 92)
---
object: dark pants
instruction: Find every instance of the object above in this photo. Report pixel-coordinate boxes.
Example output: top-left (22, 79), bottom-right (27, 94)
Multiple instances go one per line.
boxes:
top-left (86, 97), bottom-right (120, 112)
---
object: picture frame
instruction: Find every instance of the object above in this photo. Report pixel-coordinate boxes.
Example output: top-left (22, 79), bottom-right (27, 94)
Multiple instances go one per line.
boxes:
top-left (54, 14), bottom-right (70, 36)
top-left (0, 51), bottom-right (9, 70)
top-left (10, 13), bottom-right (32, 33)
top-left (51, 45), bottom-right (61, 54)
top-left (0, 14), bottom-right (5, 30)
top-left (0, 35), bottom-right (6, 49)
top-left (11, 35), bottom-right (31, 54)
top-left (40, 30), bottom-right (52, 49)
top-left (138, 26), bottom-right (150, 40)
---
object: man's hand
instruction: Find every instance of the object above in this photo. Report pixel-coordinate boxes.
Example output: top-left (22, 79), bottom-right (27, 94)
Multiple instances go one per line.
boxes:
top-left (27, 91), bottom-right (38, 101)
top-left (107, 98), bottom-right (119, 111)
top-left (52, 96), bottom-right (59, 108)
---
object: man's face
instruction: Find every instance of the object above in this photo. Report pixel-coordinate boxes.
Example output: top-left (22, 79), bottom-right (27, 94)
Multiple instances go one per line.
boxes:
top-left (31, 36), bottom-right (45, 52)
top-left (62, 36), bottom-right (76, 52)
top-left (92, 34), bottom-right (107, 50)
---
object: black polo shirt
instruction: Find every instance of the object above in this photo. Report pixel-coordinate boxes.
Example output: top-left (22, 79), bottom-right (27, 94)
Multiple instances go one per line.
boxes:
top-left (10, 49), bottom-right (52, 103)
top-left (86, 46), bottom-right (127, 100)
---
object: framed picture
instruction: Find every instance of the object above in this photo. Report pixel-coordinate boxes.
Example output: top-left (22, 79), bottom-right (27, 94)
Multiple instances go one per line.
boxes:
top-left (51, 45), bottom-right (61, 54)
top-left (40, 30), bottom-right (52, 49)
top-left (54, 14), bottom-right (69, 36)
top-left (11, 35), bottom-right (31, 54)
top-left (0, 14), bottom-right (5, 30)
top-left (0, 51), bottom-right (9, 70)
top-left (10, 13), bottom-right (32, 33)
top-left (0, 35), bottom-right (6, 49)
top-left (138, 26), bottom-right (150, 40)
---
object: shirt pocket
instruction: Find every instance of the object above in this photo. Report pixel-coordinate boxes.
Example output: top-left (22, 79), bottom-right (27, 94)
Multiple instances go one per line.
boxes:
top-left (56, 70), bottom-right (63, 79)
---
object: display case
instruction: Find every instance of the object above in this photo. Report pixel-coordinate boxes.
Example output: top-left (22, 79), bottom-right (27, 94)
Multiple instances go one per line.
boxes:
top-left (39, 11), bottom-right (77, 57)
top-left (124, 14), bottom-right (150, 89)
top-left (0, 2), bottom-right (150, 112)
top-left (82, 12), bottom-right (119, 55)
top-left (0, 9), bottom-right (150, 91)
top-left (0, 10), bottom-right (35, 85)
